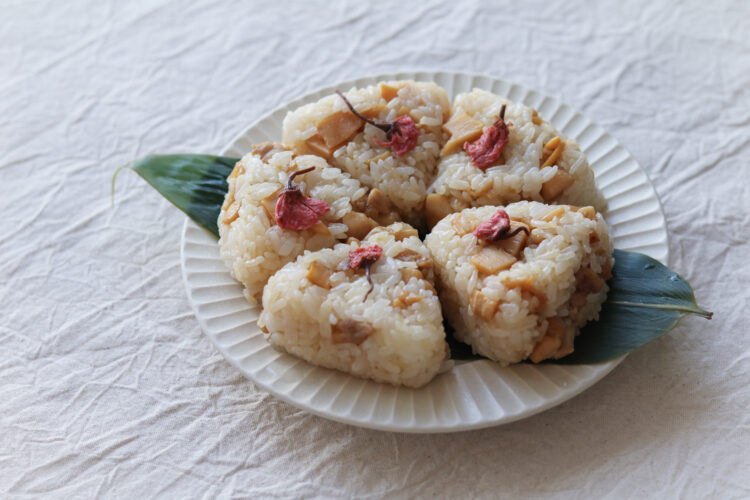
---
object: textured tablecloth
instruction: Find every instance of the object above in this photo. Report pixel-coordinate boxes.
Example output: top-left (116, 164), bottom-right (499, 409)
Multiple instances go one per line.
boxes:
top-left (2, 1), bottom-right (748, 498)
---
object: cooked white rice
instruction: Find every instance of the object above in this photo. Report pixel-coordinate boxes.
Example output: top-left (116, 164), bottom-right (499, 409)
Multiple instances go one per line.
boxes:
top-left (218, 81), bottom-right (617, 379)
top-left (218, 144), bottom-right (399, 304)
top-left (425, 202), bottom-right (613, 364)
top-left (282, 80), bottom-right (450, 227)
top-left (259, 223), bottom-right (449, 388)
top-left (426, 89), bottom-right (606, 227)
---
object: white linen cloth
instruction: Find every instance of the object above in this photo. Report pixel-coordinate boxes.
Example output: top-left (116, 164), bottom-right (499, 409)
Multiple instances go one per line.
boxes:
top-left (1, 1), bottom-right (748, 497)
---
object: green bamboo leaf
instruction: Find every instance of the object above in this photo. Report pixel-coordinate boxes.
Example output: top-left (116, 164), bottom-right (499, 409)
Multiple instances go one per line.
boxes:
top-left (553, 249), bottom-right (712, 364)
top-left (113, 154), bottom-right (238, 237)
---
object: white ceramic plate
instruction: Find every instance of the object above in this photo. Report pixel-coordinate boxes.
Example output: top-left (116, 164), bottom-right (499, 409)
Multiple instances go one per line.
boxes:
top-left (181, 71), bottom-right (669, 433)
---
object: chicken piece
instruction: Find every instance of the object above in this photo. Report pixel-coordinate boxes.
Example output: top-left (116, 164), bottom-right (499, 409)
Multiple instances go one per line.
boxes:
top-left (306, 260), bottom-right (332, 289)
top-left (541, 170), bottom-right (575, 200)
top-left (331, 319), bottom-right (374, 345)
top-left (441, 112), bottom-right (485, 156)
top-left (317, 111), bottom-right (363, 150)
top-left (470, 247), bottom-right (516, 274)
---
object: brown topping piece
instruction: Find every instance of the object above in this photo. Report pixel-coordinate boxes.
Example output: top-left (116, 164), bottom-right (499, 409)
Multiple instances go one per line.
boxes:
top-left (223, 200), bottom-right (240, 224)
top-left (366, 188), bottom-right (390, 214)
top-left (541, 170), bottom-right (575, 200)
top-left (331, 319), bottom-right (375, 345)
top-left (360, 104), bottom-right (386, 119)
top-left (542, 206), bottom-right (566, 222)
top-left (342, 211), bottom-right (378, 240)
top-left (223, 163), bottom-right (243, 210)
top-left (601, 261), bottom-right (613, 280)
top-left (441, 112), bottom-right (485, 156)
top-left (503, 276), bottom-right (546, 308)
top-left (317, 111), bottom-right (364, 150)
top-left (589, 230), bottom-right (601, 244)
top-left (260, 189), bottom-right (280, 218)
top-left (531, 109), bottom-right (543, 125)
top-left (554, 329), bottom-right (575, 359)
top-left (400, 267), bottom-right (423, 283)
top-left (222, 186), bottom-right (234, 211)
top-left (392, 291), bottom-right (422, 309)
top-left (570, 292), bottom-right (588, 308)
top-left (310, 220), bottom-right (331, 236)
top-left (575, 267), bottom-right (604, 293)
top-left (379, 82), bottom-right (403, 102)
top-left (470, 290), bottom-right (500, 321)
top-left (541, 138), bottom-right (566, 168)
top-left (395, 249), bottom-right (433, 270)
top-left (529, 317), bottom-right (565, 363)
top-left (425, 193), bottom-right (452, 228)
top-left (471, 247), bottom-right (517, 274)
top-left (306, 260), bottom-right (332, 289)
top-left (495, 221), bottom-right (530, 258)
top-left (251, 142), bottom-right (286, 161)
top-left (302, 134), bottom-right (333, 158)
top-left (544, 136), bottom-right (561, 151)
top-left (229, 162), bottom-right (246, 179)
top-left (391, 225), bottom-right (418, 241)
top-left (578, 206), bottom-right (596, 220)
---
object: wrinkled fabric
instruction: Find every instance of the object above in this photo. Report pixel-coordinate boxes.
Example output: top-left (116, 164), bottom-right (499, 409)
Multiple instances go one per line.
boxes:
top-left (1, 0), bottom-right (748, 498)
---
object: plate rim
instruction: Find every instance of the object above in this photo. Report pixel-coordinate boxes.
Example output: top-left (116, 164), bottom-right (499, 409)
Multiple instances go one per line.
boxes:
top-left (180, 70), bottom-right (669, 433)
